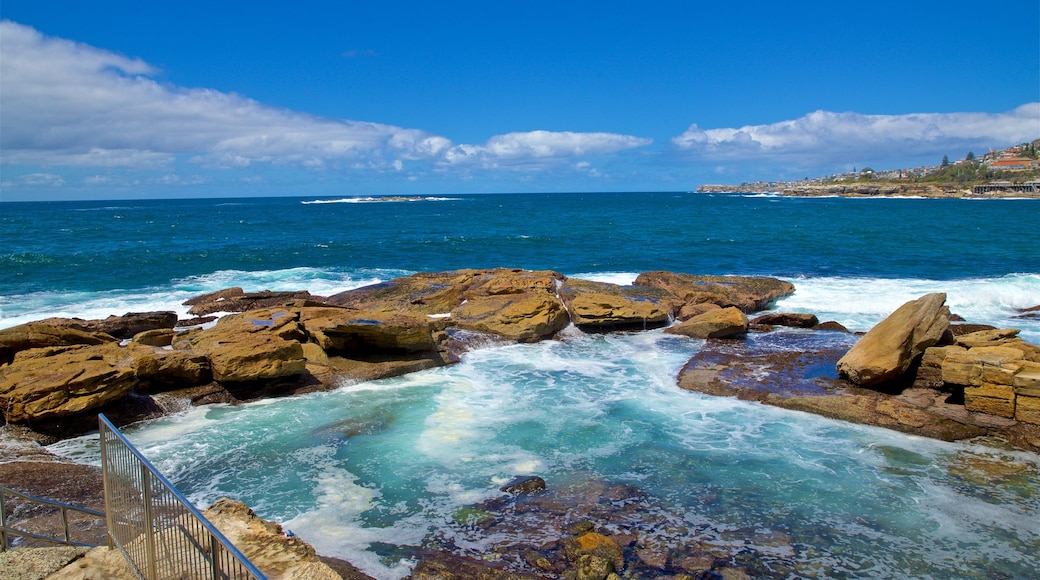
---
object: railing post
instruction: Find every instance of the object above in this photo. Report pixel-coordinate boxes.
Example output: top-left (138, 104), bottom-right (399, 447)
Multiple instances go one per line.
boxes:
top-left (1, 487), bottom-right (8, 552)
top-left (141, 464), bottom-right (158, 580)
top-left (61, 506), bottom-right (71, 545)
top-left (210, 531), bottom-right (220, 579)
top-left (100, 419), bottom-right (115, 551)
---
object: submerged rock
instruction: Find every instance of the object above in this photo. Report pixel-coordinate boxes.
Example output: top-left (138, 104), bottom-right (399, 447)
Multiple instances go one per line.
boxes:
top-left (500, 475), bottom-right (547, 494)
top-left (750, 312), bottom-right (820, 328)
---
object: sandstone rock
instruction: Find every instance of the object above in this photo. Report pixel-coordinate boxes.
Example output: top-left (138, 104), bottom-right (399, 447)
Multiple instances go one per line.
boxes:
top-left (128, 344), bottom-right (212, 392)
top-left (187, 309), bottom-right (307, 382)
top-left (298, 307), bottom-right (440, 354)
top-left (132, 328), bottom-right (176, 347)
top-left (37, 311), bottom-right (178, 340)
top-left (812, 321), bottom-right (849, 332)
top-left (677, 302), bottom-right (721, 321)
top-left (955, 328), bottom-right (1021, 348)
top-left (202, 498), bottom-right (343, 580)
top-left (750, 312), bottom-right (820, 328)
top-left (633, 272), bottom-right (795, 313)
top-left (328, 268), bottom-right (565, 316)
top-left (1016, 394), bottom-right (1040, 425)
top-left (964, 390), bottom-right (1016, 418)
top-left (665, 307), bottom-right (748, 339)
top-left (0, 343), bottom-right (137, 423)
top-left (837, 293), bottom-right (950, 388)
top-left (0, 323), bottom-right (116, 365)
top-left (185, 288), bottom-right (321, 316)
top-left (559, 278), bottom-right (672, 330)
top-left (453, 294), bottom-right (569, 342)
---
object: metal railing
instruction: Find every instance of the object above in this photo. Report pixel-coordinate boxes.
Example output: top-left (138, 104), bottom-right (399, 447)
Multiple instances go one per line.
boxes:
top-left (99, 414), bottom-right (266, 580)
top-left (0, 485), bottom-right (107, 550)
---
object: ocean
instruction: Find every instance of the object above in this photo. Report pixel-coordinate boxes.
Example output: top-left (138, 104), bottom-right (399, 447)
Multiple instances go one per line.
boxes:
top-left (3, 192), bottom-right (1040, 578)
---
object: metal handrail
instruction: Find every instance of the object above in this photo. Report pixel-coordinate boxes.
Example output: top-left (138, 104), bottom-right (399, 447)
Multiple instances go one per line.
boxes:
top-left (0, 484), bottom-right (107, 551)
top-left (99, 413), bottom-right (267, 580)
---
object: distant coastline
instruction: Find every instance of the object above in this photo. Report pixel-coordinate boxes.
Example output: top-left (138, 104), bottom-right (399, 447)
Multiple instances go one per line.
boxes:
top-left (696, 182), bottom-right (1040, 198)
top-left (699, 139), bottom-right (1040, 198)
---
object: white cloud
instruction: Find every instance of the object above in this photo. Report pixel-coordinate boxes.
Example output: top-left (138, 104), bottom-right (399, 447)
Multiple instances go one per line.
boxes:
top-left (1, 172), bottom-right (66, 188)
top-left (443, 130), bottom-right (652, 168)
top-left (0, 21), bottom-right (651, 184)
top-left (673, 104), bottom-right (1040, 166)
top-left (0, 21), bottom-right (448, 172)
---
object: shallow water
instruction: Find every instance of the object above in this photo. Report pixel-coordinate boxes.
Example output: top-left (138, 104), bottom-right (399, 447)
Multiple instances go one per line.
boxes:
top-left (50, 329), bottom-right (1040, 579)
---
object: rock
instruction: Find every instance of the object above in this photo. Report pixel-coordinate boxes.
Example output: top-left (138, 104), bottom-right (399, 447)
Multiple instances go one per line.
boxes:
top-left (128, 344), bottom-right (212, 392)
top-left (836, 293), bottom-right (950, 388)
top-left (954, 328), bottom-right (1021, 348)
top-left (500, 475), bottom-right (547, 494)
top-left (558, 278), bottom-right (672, 331)
top-left (202, 499), bottom-right (343, 580)
top-left (411, 552), bottom-right (539, 579)
top-left (813, 321), bottom-right (849, 332)
top-left (185, 288), bottom-right (321, 316)
top-left (665, 307), bottom-right (748, 339)
top-left (131, 328), bottom-right (176, 347)
top-left (0, 546), bottom-right (92, 579)
top-left (0, 343), bottom-right (136, 423)
top-left (298, 307), bottom-right (440, 354)
top-left (36, 311), bottom-right (178, 340)
top-left (750, 313), bottom-right (819, 328)
top-left (328, 269), bottom-right (570, 342)
top-left (0, 323), bottom-right (116, 365)
top-left (633, 272), bottom-right (795, 313)
top-left (187, 309), bottom-right (307, 382)
top-left (562, 532), bottom-right (624, 575)
top-left (677, 302), bottom-right (722, 322)
top-left (453, 294), bottom-right (569, 342)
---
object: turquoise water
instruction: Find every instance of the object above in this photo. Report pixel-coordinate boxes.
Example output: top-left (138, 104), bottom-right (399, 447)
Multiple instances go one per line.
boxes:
top-left (51, 330), bottom-right (1040, 578)
top-left (4, 192), bottom-right (1039, 577)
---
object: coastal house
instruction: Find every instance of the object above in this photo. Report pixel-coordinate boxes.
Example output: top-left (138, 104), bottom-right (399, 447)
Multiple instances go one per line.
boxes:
top-left (988, 155), bottom-right (1038, 171)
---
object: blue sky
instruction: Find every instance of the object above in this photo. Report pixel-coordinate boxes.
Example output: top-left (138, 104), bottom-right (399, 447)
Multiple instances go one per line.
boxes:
top-left (1, 1), bottom-right (1038, 200)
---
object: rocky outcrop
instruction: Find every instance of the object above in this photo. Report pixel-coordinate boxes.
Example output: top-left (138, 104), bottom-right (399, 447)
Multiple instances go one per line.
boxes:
top-left (185, 309), bottom-right (308, 383)
top-left (919, 328), bottom-right (1040, 425)
top-left (35, 311), bottom-right (178, 340)
top-left (677, 329), bottom-right (1040, 450)
top-left (633, 272), bottom-right (794, 315)
top-left (0, 343), bottom-right (137, 423)
top-left (836, 293), bottom-right (949, 387)
top-left (558, 278), bottom-right (672, 331)
top-left (201, 499), bottom-right (344, 580)
top-left (0, 270), bottom-right (833, 434)
top-left (185, 287), bottom-right (323, 316)
top-left (128, 343), bottom-right (212, 392)
top-left (0, 323), bottom-right (116, 365)
top-left (298, 307), bottom-right (443, 355)
top-left (665, 306), bottom-right (748, 339)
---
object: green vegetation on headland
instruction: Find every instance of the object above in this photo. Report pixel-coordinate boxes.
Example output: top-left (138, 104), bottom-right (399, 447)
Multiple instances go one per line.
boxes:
top-left (698, 139), bottom-right (1040, 197)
